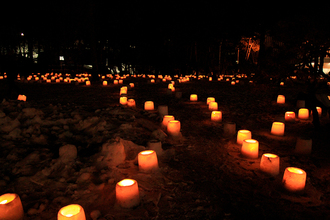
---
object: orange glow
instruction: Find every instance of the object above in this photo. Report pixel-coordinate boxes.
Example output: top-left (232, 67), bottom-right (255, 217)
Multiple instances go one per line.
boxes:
top-left (167, 120), bottom-right (181, 137)
top-left (162, 115), bottom-right (175, 127)
top-left (85, 81), bottom-right (91, 86)
top-left (116, 179), bottom-right (140, 208)
top-left (271, 122), bottom-right (285, 136)
top-left (208, 101), bottom-right (218, 111)
top-left (237, 130), bottom-right (251, 145)
top-left (285, 111), bottom-right (295, 122)
top-left (120, 86), bottom-right (128, 95)
top-left (206, 97), bottom-right (215, 105)
top-left (260, 153), bottom-right (280, 176)
top-left (298, 108), bottom-right (309, 119)
top-left (282, 167), bottom-right (306, 192)
top-left (0, 193), bottom-right (24, 220)
top-left (114, 80), bottom-right (118, 84)
top-left (144, 101), bottom-right (154, 111)
top-left (17, 94), bottom-right (26, 102)
top-left (211, 111), bottom-right (222, 122)
top-left (103, 81), bottom-right (108, 86)
top-left (138, 150), bottom-right (159, 172)
top-left (241, 139), bottom-right (259, 159)
top-left (120, 96), bottom-right (127, 105)
top-left (58, 204), bottom-right (86, 220)
top-left (190, 94), bottom-right (198, 101)
top-left (129, 83), bottom-right (134, 88)
top-left (316, 107), bottom-right (322, 116)
top-left (127, 99), bottom-right (136, 107)
top-left (277, 95), bottom-right (285, 104)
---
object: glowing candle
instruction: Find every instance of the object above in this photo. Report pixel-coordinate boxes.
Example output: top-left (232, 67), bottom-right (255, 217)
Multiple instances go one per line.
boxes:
top-left (158, 105), bottom-right (168, 116)
top-left (85, 81), bottom-right (91, 86)
top-left (116, 179), bottom-right (140, 208)
top-left (127, 99), bottom-right (136, 107)
top-left (294, 137), bottom-right (312, 155)
top-left (285, 111), bottom-right (296, 122)
top-left (17, 95), bottom-right (26, 102)
top-left (114, 80), bottom-right (118, 84)
top-left (119, 79), bottom-right (123, 84)
top-left (120, 86), bottom-right (127, 95)
top-left (103, 81), bottom-right (108, 86)
top-left (0, 193), bottom-right (24, 220)
top-left (241, 139), bottom-right (259, 159)
top-left (190, 94), bottom-right (198, 101)
top-left (208, 101), bottom-right (218, 111)
top-left (211, 111), bottom-right (222, 122)
top-left (129, 83), bottom-right (134, 88)
top-left (260, 153), bottom-right (280, 176)
top-left (298, 108), bottom-right (309, 119)
top-left (168, 83), bottom-right (174, 90)
top-left (162, 115), bottom-right (175, 127)
top-left (138, 150), bottom-right (159, 172)
top-left (237, 130), bottom-right (251, 145)
top-left (167, 120), bottom-right (181, 137)
top-left (316, 107), bottom-right (322, 117)
top-left (206, 97), bottom-right (215, 105)
top-left (270, 122), bottom-right (285, 136)
top-left (231, 81), bottom-right (235, 85)
top-left (150, 79), bottom-right (155, 83)
top-left (58, 204), bottom-right (86, 220)
top-left (277, 95), bottom-right (285, 104)
top-left (282, 167), bottom-right (306, 192)
top-left (209, 77), bottom-right (212, 81)
top-left (120, 96), bottom-right (127, 105)
top-left (144, 101), bottom-right (154, 111)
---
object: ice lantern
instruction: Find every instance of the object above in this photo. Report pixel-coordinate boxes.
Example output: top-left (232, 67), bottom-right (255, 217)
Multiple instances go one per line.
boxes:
top-left (138, 150), bottom-right (159, 172)
top-left (127, 99), bottom-right (136, 107)
top-left (162, 115), bottom-right (175, 127)
top-left (144, 101), bottom-right (154, 111)
top-left (208, 101), bottom-right (218, 111)
top-left (282, 167), bottom-right (306, 192)
top-left (260, 153), bottom-right (280, 176)
top-left (206, 97), bottom-right (215, 105)
top-left (298, 108), bottom-right (309, 119)
top-left (17, 94), bottom-right (26, 101)
top-left (211, 111), bottom-right (222, 122)
top-left (285, 111), bottom-right (296, 122)
top-left (0, 193), bottom-right (24, 220)
top-left (58, 204), bottom-right (86, 220)
top-left (241, 139), bottom-right (259, 159)
top-left (120, 97), bottom-right (127, 105)
top-left (167, 120), bottom-right (181, 137)
top-left (116, 179), bottom-right (140, 208)
top-left (271, 122), bottom-right (285, 136)
top-left (237, 130), bottom-right (251, 145)
top-left (277, 95), bottom-right (285, 104)
top-left (190, 94), bottom-right (198, 101)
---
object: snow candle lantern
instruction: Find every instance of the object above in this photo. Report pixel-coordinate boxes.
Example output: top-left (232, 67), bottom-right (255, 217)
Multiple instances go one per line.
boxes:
top-left (190, 94), bottom-right (198, 101)
top-left (103, 81), bottom-right (108, 86)
top-left (206, 97), bottom-right (215, 105)
top-left (120, 86), bottom-right (127, 95)
top-left (260, 153), bottom-right (280, 176)
top-left (114, 80), bottom-right (118, 84)
top-left (17, 94), bottom-right (26, 102)
top-left (285, 111), bottom-right (296, 122)
top-left (241, 139), bottom-right (259, 159)
top-left (294, 137), bottom-right (312, 155)
top-left (208, 101), bottom-right (218, 111)
top-left (85, 81), bottom-right (91, 86)
top-left (211, 111), bottom-right (222, 122)
top-left (138, 150), bottom-right (159, 172)
top-left (127, 99), bottom-right (136, 107)
top-left (316, 107), bottom-right (322, 117)
top-left (237, 130), bottom-right (252, 145)
top-left (162, 115), bottom-right (175, 127)
top-left (271, 122), bottom-right (285, 136)
top-left (119, 79), bottom-right (123, 84)
top-left (298, 108), bottom-right (309, 119)
top-left (277, 95), bottom-right (285, 104)
top-left (167, 120), bottom-right (181, 137)
top-left (144, 101), bottom-right (154, 111)
top-left (0, 193), bottom-right (24, 220)
top-left (129, 83), bottom-right (134, 88)
top-left (58, 204), bottom-right (86, 220)
top-left (116, 179), bottom-right (140, 208)
top-left (120, 96), bottom-right (127, 105)
top-left (282, 167), bottom-right (306, 192)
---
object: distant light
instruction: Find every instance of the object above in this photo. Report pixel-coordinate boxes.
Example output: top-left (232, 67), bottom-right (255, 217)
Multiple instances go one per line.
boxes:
top-left (20, 33), bottom-right (24, 36)
top-left (59, 56), bottom-right (64, 61)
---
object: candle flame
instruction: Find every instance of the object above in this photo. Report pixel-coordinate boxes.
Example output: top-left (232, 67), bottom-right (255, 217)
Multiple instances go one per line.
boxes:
top-left (140, 150), bottom-right (154, 155)
top-left (287, 167), bottom-right (305, 174)
top-left (0, 200), bottom-right (8, 204)
top-left (60, 204), bottom-right (81, 217)
top-left (118, 179), bottom-right (135, 187)
top-left (263, 153), bottom-right (278, 158)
